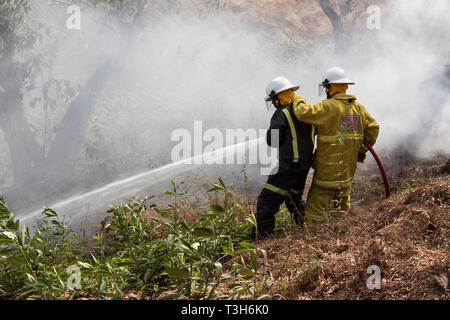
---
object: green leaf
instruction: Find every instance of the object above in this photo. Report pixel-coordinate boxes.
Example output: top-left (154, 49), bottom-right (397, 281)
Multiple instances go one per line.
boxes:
top-left (231, 249), bottom-right (251, 256)
top-left (178, 220), bottom-right (190, 232)
top-left (7, 219), bottom-right (20, 231)
top-left (43, 208), bottom-right (58, 217)
top-left (209, 204), bottom-right (224, 212)
top-left (93, 269), bottom-right (111, 276)
top-left (220, 246), bottom-right (230, 255)
top-left (35, 249), bottom-right (44, 258)
top-left (26, 273), bottom-right (37, 283)
top-left (78, 261), bottom-right (93, 269)
top-left (144, 262), bottom-right (161, 283)
top-left (207, 185), bottom-right (222, 192)
top-left (165, 267), bottom-right (189, 279)
top-left (192, 227), bottom-right (216, 239)
top-left (214, 262), bottom-right (223, 276)
top-left (0, 248), bottom-right (15, 254)
top-left (259, 248), bottom-right (268, 267)
top-left (239, 268), bottom-right (255, 277)
top-left (278, 282), bottom-right (288, 293)
top-left (238, 241), bottom-right (256, 249)
top-left (1, 231), bottom-right (17, 241)
top-left (21, 225), bottom-right (27, 243)
top-left (7, 254), bottom-right (26, 265)
top-left (201, 266), bottom-right (209, 283)
top-left (98, 278), bottom-right (106, 295)
top-left (0, 237), bottom-right (13, 245)
top-left (107, 241), bottom-right (125, 249)
top-left (199, 211), bottom-right (221, 218)
top-left (227, 283), bottom-right (242, 290)
top-left (90, 253), bottom-right (98, 264)
top-left (207, 178), bottom-right (227, 192)
top-left (250, 252), bottom-right (258, 272)
top-left (176, 243), bottom-right (200, 258)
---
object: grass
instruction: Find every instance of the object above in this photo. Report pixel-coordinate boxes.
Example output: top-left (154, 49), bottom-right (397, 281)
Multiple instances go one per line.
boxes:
top-left (0, 178), bottom-right (294, 300)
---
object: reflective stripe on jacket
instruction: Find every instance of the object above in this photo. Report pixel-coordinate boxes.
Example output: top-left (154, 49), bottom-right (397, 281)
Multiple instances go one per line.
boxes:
top-left (266, 95), bottom-right (314, 171)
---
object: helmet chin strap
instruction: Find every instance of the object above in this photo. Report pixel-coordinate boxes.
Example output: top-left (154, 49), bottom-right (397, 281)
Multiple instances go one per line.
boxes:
top-left (269, 90), bottom-right (281, 108)
top-left (319, 79), bottom-right (330, 97)
top-left (273, 97), bottom-right (281, 108)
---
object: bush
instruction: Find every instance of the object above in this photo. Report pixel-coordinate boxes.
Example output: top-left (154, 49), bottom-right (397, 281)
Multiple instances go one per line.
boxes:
top-left (0, 178), bottom-right (285, 300)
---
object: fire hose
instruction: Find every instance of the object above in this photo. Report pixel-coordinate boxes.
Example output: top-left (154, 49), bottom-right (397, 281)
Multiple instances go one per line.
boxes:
top-left (363, 139), bottom-right (391, 198)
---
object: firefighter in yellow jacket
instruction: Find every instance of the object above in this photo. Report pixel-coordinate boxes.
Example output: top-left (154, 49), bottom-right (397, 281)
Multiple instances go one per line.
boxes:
top-left (293, 67), bottom-right (379, 223)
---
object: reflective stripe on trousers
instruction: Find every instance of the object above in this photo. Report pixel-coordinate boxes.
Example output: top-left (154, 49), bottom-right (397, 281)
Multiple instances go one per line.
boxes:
top-left (264, 183), bottom-right (289, 196)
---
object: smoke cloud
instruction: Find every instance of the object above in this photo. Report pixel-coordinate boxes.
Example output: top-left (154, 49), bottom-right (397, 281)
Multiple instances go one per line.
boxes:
top-left (1, 0), bottom-right (448, 223)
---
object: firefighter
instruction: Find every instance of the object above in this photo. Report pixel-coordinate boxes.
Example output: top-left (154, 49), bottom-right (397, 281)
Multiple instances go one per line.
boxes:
top-left (293, 67), bottom-right (379, 223)
top-left (253, 76), bottom-right (315, 239)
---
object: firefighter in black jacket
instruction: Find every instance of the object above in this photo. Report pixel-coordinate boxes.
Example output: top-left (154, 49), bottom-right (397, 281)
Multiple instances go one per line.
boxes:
top-left (253, 76), bottom-right (314, 239)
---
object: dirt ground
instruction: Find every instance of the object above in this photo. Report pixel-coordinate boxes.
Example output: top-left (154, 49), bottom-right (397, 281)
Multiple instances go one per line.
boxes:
top-left (216, 156), bottom-right (450, 300)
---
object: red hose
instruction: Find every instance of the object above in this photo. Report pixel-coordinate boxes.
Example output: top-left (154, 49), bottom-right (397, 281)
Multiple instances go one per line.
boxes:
top-left (363, 140), bottom-right (391, 198)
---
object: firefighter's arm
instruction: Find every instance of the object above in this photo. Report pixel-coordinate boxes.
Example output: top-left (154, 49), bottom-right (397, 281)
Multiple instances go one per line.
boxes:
top-left (266, 111), bottom-right (286, 147)
top-left (359, 105), bottom-right (380, 154)
top-left (293, 95), bottom-right (329, 126)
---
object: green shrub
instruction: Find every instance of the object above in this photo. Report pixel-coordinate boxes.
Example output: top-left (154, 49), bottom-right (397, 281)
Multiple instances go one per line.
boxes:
top-left (1, 178), bottom-right (286, 300)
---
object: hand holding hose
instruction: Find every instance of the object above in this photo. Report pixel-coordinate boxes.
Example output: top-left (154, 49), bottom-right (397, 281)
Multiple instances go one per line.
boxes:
top-left (357, 152), bottom-right (366, 163)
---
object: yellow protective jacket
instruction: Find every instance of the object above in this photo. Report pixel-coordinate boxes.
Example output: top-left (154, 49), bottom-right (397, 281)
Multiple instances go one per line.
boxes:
top-left (293, 93), bottom-right (379, 189)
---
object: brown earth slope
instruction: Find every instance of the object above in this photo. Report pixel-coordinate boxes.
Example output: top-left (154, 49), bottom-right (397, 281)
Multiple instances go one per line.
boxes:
top-left (216, 159), bottom-right (450, 299)
top-left (143, 0), bottom-right (390, 55)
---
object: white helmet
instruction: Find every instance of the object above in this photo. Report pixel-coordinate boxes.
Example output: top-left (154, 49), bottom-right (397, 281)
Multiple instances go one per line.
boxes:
top-left (265, 76), bottom-right (299, 102)
top-left (322, 67), bottom-right (355, 85)
top-left (319, 67), bottom-right (355, 96)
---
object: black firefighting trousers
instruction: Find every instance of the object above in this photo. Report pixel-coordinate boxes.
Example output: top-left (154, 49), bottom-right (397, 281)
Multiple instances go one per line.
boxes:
top-left (253, 166), bottom-right (310, 238)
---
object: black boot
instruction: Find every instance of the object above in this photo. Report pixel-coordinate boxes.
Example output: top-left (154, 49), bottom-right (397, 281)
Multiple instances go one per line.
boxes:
top-left (292, 211), bottom-right (305, 226)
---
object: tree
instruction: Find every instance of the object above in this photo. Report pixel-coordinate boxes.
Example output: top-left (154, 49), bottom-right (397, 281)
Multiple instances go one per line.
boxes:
top-left (0, 0), bottom-right (148, 206)
top-left (317, 0), bottom-right (371, 54)
top-left (0, 0), bottom-right (43, 195)
top-left (45, 0), bottom-right (148, 183)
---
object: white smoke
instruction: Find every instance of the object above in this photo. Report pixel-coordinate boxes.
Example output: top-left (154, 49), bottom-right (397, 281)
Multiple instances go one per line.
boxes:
top-left (2, 0), bottom-right (449, 221)
top-left (342, 0), bottom-right (450, 156)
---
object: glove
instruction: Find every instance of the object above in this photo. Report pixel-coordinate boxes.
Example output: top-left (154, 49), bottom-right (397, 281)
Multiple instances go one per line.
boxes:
top-left (294, 95), bottom-right (306, 104)
top-left (358, 152), bottom-right (366, 163)
top-left (292, 200), bottom-right (305, 226)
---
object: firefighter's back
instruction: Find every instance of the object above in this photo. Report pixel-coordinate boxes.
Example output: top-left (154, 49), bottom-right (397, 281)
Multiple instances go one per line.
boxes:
top-left (313, 93), bottom-right (366, 189)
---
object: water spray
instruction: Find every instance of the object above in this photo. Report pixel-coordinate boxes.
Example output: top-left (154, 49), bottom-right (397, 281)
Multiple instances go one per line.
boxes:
top-left (20, 137), bottom-right (266, 226)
